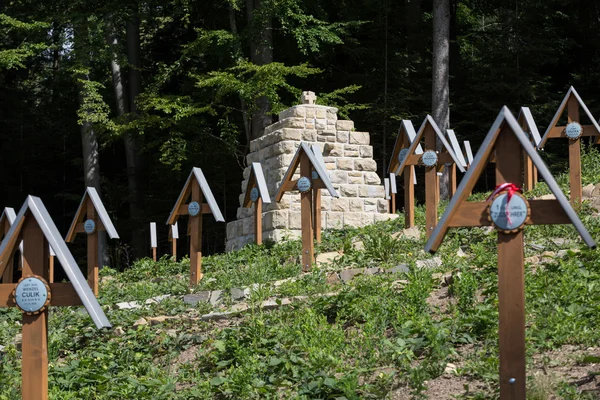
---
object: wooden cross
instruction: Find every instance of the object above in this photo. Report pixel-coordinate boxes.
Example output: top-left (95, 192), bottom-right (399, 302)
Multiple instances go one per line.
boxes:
top-left (426, 107), bottom-right (595, 400)
top-left (539, 86), bottom-right (600, 205)
top-left (275, 143), bottom-right (339, 271)
top-left (0, 196), bottom-right (111, 400)
top-left (65, 187), bottom-right (119, 295)
top-left (167, 167), bottom-right (224, 285)
top-left (393, 116), bottom-right (466, 236)
top-left (150, 222), bottom-right (157, 261)
top-left (242, 162), bottom-right (271, 245)
top-left (168, 222), bottom-right (178, 261)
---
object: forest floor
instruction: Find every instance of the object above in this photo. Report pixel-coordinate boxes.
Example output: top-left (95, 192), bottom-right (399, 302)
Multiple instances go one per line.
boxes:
top-left (3, 152), bottom-right (600, 398)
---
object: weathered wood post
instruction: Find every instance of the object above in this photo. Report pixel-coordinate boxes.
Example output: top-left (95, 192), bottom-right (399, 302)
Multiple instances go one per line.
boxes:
top-left (167, 168), bottom-right (225, 285)
top-left (538, 87), bottom-right (600, 205)
top-left (275, 143), bottom-right (339, 272)
top-left (65, 187), bottom-right (119, 295)
top-left (150, 222), bottom-right (157, 261)
top-left (389, 173), bottom-right (397, 214)
top-left (168, 222), bottom-right (178, 261)
top-left (242, 162), bottom-right (271, 245)
top-left (426, 107), bottom-right (596, 400)
top-left (518, 107), bottom-right (542, 191)
top-left (0, 196), bottom-right (111, 400)
top-left (446, 129), bottom-right (468, 197)
top-left (394, 116), bottom-right (466, 237)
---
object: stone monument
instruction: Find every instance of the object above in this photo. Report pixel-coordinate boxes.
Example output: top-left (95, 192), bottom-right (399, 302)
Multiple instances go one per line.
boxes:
top-left (225, 91), bottom-right (396, 251)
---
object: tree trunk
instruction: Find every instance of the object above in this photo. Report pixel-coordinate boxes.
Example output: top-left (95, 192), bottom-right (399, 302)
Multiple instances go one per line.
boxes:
top-left (229, 3), bottom-right (251, 151)
top-left (247, 0), bottom-right (273, 140)
top-left (125, 12), bottom-right (147, 259)
top-left (432, 0), bottom-right (451, 200)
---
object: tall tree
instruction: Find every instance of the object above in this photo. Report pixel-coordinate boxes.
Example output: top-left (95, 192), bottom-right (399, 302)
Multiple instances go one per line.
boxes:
top-left (432, 0), bottom-right (450, 199)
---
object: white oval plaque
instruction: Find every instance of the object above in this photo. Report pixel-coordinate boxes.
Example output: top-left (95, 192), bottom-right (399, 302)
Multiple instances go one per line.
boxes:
top-left (250, 187), bottom-right (259, 202)
top-left (489, 192), bottom-right (529, 231)
top-left (421, 150), bottom-right (438, 167)
top-left (84, 219), bottom-right (96, 235)
top-left (14, 276), bottom-right (50, 314)
top-left (297, 176), bottom-right (312, 193)
top-left (188, 201), bottom-right (201, 216)
top-left (398, 148), bottom-right (409, 164)
top-left (311, 171), bottom-right (319, 180)
top-left (565, 122), bottom-right (582, 140)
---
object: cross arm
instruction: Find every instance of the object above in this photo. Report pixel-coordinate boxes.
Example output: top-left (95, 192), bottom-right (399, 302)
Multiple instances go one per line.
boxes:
top-left (545, 125), bottom-right (600, 141)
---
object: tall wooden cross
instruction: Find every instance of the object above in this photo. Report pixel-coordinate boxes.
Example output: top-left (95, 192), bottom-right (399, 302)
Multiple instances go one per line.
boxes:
top-left (65, 187), bottom-right (119, 295)
top-left (242, 162), bottom-right (271, 245)
top-left (167, 167), bottom-right (224, 285)
top-left (0, 196), bottom-right (111, 400)
top-left (394, 115), bottom-right (466, 236)
top-left (539, 86), bottom-right (600, 205)
top-left (388, 120), bottom-right (422, 227)
top-left (518, 107), bottom-right (543, 191)
top-left (426, 107), bottom-right (596, 400)
top-left (275, 143), bottom-right (339, 271)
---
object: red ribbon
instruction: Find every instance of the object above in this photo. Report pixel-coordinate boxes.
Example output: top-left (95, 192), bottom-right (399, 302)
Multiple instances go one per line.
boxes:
top-left (487, 183), bottom-right (522, 228)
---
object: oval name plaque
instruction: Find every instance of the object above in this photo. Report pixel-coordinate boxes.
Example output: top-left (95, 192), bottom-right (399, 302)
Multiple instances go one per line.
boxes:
top-left (250, 187), bottom-right (259, 202)
top-left (398, 148), bottom-right (409, 165)
top-left (421, 150), bottom-right (438, 167)
top-left (311, 170), bottom-right (319, 180)
top-left (565, 122), bottom-right (583, 140)
top-left (14, 276), bottom-right (51, 315)
top-left (297, 176), bottom-right (312, 193)
top-left (84, 219), bottom-right (96, 235)
top-left (488, 192), bottom-right (530, 232)
top-left (188, 201), bottom-right (201, 216)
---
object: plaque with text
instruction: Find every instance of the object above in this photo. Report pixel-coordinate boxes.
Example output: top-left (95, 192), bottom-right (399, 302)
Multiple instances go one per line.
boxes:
top-left (398, 148), bottom-right (409, 164)
top-left (250, 187), bottom-right (259, 202)
top-left (83, 219), bottom-right (96, 235)
top-left (488, 192), bottom-right (530, 232)
top-left (565, 122), bottom-right (583, 140)
top-left (421, 150), bottom-right (438, 167)
top-left (14, 276), bottom-right (51, 315)
top-left (188, 201), bottom-right (201, 216)
top-left (297, 176), bottom-right (312, 193)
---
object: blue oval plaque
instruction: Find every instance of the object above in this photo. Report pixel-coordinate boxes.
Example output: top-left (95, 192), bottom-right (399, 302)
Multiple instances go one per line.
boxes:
top-left (421, 150), bottom-right (438, 167)
top-left (84, 219), bottom-right (96, 235)
top-left (188, 201), bottom-right (201, 216)
top-left (489, 192), bottom-right (529, 231)
top-left (250, 187), bottom-right (259, 202)
top-left (398, 148), bottom-right (409, 164)
top-left (297, 176), bottom-right (312, 193)
top-left (565, 122), bottom-right (582, 140)
top-left (15, 276), bottom-right (50, 314)
top-left (311, 171), bottom-right (319, 180)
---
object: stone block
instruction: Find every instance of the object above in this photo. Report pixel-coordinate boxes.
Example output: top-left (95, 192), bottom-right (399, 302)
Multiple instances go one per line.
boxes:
top-left (264, 121), bottom-right (282, 135)
top-left (349, 198), bottom-right (364, 212)
top-left (348, 171), bottom-right (363, 184)
top-left (375, 213), bottom-right (397, 222)
top-left (359, 145), bottom-right (373, 158)
top-left (242, 217), bottom-right (253, 235)
top-left (337, 158), bottom-right (354, 171)
top-left (302, 129), bottom-right (317, 142)
top-left (184, 292), bottom-right (210, 305)
top-left (280, 117), bottom-right (306, 129)
top-left (336, 120), bottom-right (354, 131)
top-left (364, 204), bottom-right (377, 212)
top-left (241, 179), bottom-right (248, 193)
top-left (344, 149), bottom-right (359, 157)
top-left (326, 136), bottom-right (336, 143)
top-left (278, 128), bottom-right (303, 141)
top-left (316, 108), bottom-right (326, 118)
top-left (344, 212), bottom-right (365, 227)
top-left (278, 105), bottom-right (306, 119)
top-left (354, 158), bottom-right (377, 172)
top-left (364, 172), bottom-right (380, 185)
top-left (320, 128), bottom-right (336, 137)
top-left (339, 184), bottom-right (358, 197)
top-left (250, 140), bottom-right (260, 152)
top-left (305, 108), bottom-right (316, 118)
top-left (246, 152), bottom-right (258, 163)
top-left (324, 143), bottom-right (344, 157)
top-left (377, 199), bottom-right (388, 213)
top-left (315, 119), bottom-right (327, 130)
top-left (272, 141), bottom-right (299, 157)
top-left (362, 213), bottom-right (375, 225)
top-left (317, 135), bottom-right (327, 142)
top-left (289, 212), bottom-right (301, 229)
top-left (331, 198), bottom-right (349, 212)
top-left (264, 210), bottom-right (288, 230)
top-left (242, 167), bottom-right (251, 180)
top-left (326, 109), bottom-right (338, 120)
top-left (325, 212), bottom-right (344, 229)
top-left (336, 131), bottom-right (349, 143)
top-left (349, 131), bottom-right (370, 145)
top-left (325, 162), bottom-right (336, 170)
top-left (330, 170), bottom-right (348, 184)
top-left (319, 196), bottom-right (331, 211)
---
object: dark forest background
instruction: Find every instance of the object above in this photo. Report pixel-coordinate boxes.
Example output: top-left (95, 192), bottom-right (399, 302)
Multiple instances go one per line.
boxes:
top-left (1, 0), bottom-right (600, 266)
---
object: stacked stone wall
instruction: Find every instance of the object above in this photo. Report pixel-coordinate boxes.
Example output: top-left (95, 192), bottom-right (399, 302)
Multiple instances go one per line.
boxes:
top-left (225, 95), bottom-right (395, 251)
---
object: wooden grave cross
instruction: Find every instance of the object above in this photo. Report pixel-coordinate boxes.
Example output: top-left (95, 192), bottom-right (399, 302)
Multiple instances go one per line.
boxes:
top-left (242, 162), bottom-right (271, 245)
top-left (425, 107), bottom-right (596, 400)
top-left (167, 167), bottom-right (224, 285)
top-left (150, 222), bottom-right (157, 261)
top-left (539, 86), bottom-right (600, 205)
top-left (394, 115), bottom-right (466, 236)
top-left (388, 120), bottom-right (422, 227)
top-left (388, 173), bottom-right (398, 214)
top-left (518, 107), bottom-right (543, 191)
top-left (65, 187), bottom-right (119, 296)
top-left (0, 196), bottom-right (111, 400)
top-left (275, 142), bottom-right (339, 271)
top-left (168, 222), bottom-right (179, 260)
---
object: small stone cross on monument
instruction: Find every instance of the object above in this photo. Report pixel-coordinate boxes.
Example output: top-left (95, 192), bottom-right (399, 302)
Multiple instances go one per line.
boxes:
top-left (301, 91), bottom-right (316, 105)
